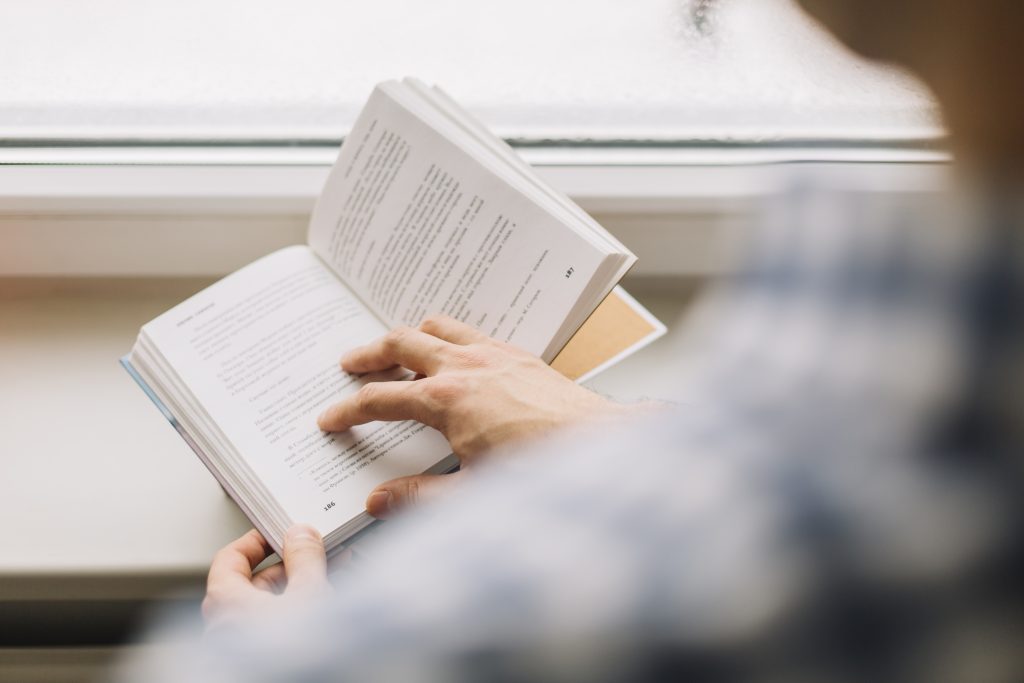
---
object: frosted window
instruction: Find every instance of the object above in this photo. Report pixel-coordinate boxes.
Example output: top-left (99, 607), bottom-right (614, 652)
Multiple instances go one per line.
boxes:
top-left (0, 0), bottom-right (939, 144)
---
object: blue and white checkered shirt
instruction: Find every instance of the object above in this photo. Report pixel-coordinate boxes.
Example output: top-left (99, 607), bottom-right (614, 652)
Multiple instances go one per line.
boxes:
top-left (124, 172), bottom-right (1024, 682)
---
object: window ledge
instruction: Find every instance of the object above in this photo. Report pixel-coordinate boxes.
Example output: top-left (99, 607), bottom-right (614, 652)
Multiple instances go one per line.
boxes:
top-left (0, 150), bottom-right (950, 277)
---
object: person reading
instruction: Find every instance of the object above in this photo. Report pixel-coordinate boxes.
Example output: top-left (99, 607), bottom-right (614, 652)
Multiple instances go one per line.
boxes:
top-left (122, 1), bottom-right (1024, 681)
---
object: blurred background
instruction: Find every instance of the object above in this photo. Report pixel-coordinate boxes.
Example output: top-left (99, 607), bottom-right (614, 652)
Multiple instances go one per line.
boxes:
top-left (0, 1), bottom-right (950, 681)
top-left (0, 0), bottom-right (937, 148)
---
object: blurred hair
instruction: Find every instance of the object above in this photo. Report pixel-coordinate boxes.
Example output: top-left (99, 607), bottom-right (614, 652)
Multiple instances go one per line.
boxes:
top-left (796, 0), bottom-right (1024, 171)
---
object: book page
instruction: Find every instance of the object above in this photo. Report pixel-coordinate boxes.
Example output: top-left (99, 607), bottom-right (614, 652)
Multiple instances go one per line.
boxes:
top-left (307, 84), bottom-right (609, 360)
top-left (141, 246), bottom-right (451, 535)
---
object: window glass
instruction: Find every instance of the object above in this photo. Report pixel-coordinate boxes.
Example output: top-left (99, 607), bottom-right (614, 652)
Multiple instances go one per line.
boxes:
top-left (0, 0), bottom-right (938, 145)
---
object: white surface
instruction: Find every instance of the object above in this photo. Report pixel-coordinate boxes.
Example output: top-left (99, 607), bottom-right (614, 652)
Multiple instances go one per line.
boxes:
top-left (0, 0), bottom-right (936, 141)
top-left (0, 162), bottom-right (950, 277)
top-left (0, 279), bottom-right (700, 599)
top-left (0, 281), bottom-right (251, 598)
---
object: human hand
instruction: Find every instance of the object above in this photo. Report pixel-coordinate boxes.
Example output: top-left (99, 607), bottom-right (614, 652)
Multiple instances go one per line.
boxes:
top-left (317, 315), bottom-right (635, 519)
top-left (201, 525), bottom-right (330, 631)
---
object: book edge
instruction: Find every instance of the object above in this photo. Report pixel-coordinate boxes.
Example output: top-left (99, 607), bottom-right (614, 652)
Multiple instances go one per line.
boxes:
top-left (121, 356), bottom-right (288, 557)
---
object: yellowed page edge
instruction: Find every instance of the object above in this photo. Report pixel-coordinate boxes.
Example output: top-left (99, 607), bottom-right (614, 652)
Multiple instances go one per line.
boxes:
top-left (550, 286), bottom-right (665, 382)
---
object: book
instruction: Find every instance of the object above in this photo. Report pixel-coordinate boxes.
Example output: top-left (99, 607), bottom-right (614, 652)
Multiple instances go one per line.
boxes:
top-left (123, 78), bottom-right (665, 556)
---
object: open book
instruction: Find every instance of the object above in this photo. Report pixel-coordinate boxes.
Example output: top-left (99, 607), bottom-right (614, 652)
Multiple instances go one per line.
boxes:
top-left (123, 79), bottom-right (664, 556)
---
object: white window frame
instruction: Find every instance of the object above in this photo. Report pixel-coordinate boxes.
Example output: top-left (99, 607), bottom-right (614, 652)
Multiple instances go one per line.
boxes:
top-left (0, 145), bottom-right (950, 278)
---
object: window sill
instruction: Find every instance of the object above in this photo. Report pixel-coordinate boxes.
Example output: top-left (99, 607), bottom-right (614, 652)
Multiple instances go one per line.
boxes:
top-left (0, 149), bottom-right (950, 277)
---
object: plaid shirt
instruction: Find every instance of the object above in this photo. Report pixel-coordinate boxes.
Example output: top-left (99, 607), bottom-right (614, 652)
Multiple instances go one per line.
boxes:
top-left (123, 172), bottom-right (1024, 682)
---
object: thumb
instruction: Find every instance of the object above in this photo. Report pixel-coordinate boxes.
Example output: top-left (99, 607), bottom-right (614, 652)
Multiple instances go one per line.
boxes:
top-left (282, 524), bottom-right (328, 597)
top-left (365, 472), bottom-right (463, 519)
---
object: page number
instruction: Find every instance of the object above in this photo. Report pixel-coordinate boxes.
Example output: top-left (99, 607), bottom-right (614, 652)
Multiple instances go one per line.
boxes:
top-left (323, 501), bottom-right (336, 512)
top-left (565, 266), bottom-right (574, 279)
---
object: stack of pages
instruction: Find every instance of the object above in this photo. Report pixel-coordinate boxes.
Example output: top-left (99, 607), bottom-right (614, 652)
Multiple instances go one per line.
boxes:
top-left (124, 78), bottom-right (664, 556)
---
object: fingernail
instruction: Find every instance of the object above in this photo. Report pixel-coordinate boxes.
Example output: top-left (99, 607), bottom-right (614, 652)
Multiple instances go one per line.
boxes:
top-left (286, 524), bottom-right (319, 544)
top-left (366, 490), bottom-right (392, 515)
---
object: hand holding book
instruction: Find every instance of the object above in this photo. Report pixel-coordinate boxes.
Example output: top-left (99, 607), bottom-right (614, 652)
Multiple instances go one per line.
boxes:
top-left (202, 525), bottom-right (332, 632)
top-left (317, 314), bottom-right (640, 518)
top-left (123, 78), bottom-right (664, 556)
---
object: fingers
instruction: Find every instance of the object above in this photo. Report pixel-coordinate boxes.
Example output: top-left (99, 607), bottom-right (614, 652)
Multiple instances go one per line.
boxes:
top-left (282, 524), bottom-right (328, 597)
top-left (203, 526), bottom-right (327, 628)
top-left (250, 563), bottom-right (287, 594)
top-left (318, 380), bottom-right (433, 432)
top-left (341, 326), bottom-right (452, 375)
top-left (207, 528), bottom-right (274, 591)
top-left (365, 472), bottom-right (463, 520)
top-left (419, 315), bottom-right (490, 345)
top-left (340, 317), bottom-right (493, 375)
top-left (325, 316), bottom-right (496, 433)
